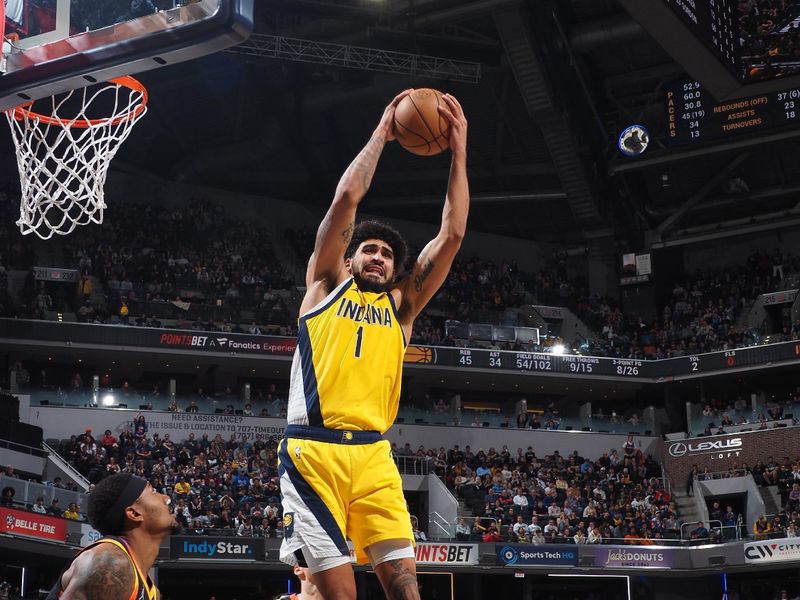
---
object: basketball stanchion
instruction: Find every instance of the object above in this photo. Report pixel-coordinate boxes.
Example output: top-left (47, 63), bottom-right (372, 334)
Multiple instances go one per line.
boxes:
top-left (4, 76), bottom-right (148, 239)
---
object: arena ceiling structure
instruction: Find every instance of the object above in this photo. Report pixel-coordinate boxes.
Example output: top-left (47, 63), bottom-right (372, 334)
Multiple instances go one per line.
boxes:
top-left (3, 0), bottom-right (800, 250)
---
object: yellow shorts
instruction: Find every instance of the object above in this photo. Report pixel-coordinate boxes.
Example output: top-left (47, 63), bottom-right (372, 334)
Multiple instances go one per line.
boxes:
top-left (278, 428), bottom-right (413, 565)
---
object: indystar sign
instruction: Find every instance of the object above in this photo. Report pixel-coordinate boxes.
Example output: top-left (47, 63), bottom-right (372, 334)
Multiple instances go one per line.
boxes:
top-left (668, 437), bottom-right (742, 458)
top-left (170, 536), bottom-right (265, 560)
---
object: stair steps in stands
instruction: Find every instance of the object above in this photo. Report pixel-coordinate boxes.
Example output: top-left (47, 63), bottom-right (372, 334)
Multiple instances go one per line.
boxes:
top-left (735, 300), bottom-right (754, 330)
top-left (759, 485), bottom-right (782, 518)
top-left (672, 489), bottom-right (701, 526)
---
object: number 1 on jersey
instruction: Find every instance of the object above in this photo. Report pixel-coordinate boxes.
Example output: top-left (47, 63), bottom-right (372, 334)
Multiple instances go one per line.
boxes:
top-left (354, 326), bottom-right (364, 358)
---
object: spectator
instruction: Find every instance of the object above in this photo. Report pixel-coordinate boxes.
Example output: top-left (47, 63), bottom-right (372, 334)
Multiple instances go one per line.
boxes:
top-left (1, 487), bottom-right (14, 507)
top-left (471, 517), bottom-right (487, 541)
top-left (175, 476), bottom-right (191, 496)
top-left (587, 525), bottom-right (602, 544)
top-left (63, 502), bottom-right (81, 520)
top-left (412, 522), bottom-right (427, 542)
top-left (31, 496), bottom-right (47, 514)
top-left (482, 522), bottom-right (502, 542)
top-left (133, 414), bottom-right (148, 439)
top-left (754, 515), bottom-right (772, 540)
top-left (531, 529), bottom-right (546, 545)
top-left (237, 516), bottom-right (254, 537)
top-left (691, 521), bottom-right (709, 540)
top-left (101, 429), bottom-right (117, 451)
top-left (455, 517), bottom-right (470, 542)
top-left (48, 499), bottom-right (63, 517)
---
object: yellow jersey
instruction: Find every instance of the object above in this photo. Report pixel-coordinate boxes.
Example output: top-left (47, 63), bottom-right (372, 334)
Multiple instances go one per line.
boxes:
top-left (286, 278), bottom-right (406, 433)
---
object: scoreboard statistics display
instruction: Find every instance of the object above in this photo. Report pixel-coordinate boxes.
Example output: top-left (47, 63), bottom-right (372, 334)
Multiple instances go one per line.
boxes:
top-left (663, 0), bottom-right (740, 78)
top-left (666, 80), bottom-right (800, 145)
top-left (407, 340), bottom-right (800, 381)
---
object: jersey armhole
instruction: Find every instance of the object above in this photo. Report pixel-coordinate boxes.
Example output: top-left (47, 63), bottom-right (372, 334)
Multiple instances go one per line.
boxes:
top-left (300, 278), bottom-right (353, 322)
top-left (386, 292), bottom-right (407, 347)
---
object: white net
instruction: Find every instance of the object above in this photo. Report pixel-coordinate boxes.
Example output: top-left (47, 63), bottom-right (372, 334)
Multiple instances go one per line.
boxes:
top-left (4, 78), bottom-right (148, 240)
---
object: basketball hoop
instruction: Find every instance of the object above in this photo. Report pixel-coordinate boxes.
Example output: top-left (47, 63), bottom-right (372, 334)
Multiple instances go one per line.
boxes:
top-left (4, 76), bottom-right (148, 239)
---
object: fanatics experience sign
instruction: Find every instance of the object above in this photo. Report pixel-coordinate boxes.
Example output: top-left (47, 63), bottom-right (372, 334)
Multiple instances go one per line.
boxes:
top-left (599, 547), bottom-right (673, 568)
top-left (157, 332), bottom-right (296, 355)
top-left (496, 544), bottom-right (578, 567)
top-left (170, 536), bottom-right (266, 560)
top-left (0, 507), bottom-right (67, 542)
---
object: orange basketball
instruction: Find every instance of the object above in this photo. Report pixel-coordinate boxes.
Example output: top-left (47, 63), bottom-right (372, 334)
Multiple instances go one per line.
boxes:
top-left (393, 89), bottom-right (451, 156)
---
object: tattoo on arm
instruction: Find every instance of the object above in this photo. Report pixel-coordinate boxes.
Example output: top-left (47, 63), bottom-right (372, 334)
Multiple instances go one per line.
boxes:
top-left (384, 559), bottom-right (419, 600)
top-left (341, 134), bottom-right (386, 193)
top-left (66, 550), bottom-right (134, 600)
top-left (413, 258), bottom-right (435, 293)
top-left (342, 221), bottom-right (354, 245)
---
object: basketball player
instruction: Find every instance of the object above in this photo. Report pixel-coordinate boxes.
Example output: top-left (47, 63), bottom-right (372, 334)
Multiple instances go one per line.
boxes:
top-left (278, 89), bottom-right (468, 600)
top-left (50, 473), bottom-right (175, 600)
top-left (276, 566), bottom-right (324, 600)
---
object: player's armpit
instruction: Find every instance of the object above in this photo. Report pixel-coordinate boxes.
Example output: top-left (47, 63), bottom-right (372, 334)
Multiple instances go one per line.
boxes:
top-left (61, 547), bottom-right (135, 600)
top-left (395, 233), bottom-right (462, 323)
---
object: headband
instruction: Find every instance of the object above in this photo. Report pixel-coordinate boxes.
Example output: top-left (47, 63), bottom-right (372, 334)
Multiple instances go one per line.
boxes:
top-left (98, 476), bottom-right (148, 534)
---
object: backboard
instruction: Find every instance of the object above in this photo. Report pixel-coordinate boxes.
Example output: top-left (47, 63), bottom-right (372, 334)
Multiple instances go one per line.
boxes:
top-left (0, 0), bottom-right (253, 111)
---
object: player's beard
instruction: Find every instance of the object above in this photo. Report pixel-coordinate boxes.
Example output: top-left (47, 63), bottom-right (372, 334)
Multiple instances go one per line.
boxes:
top-left (352, 268), bottom-right (391, 293)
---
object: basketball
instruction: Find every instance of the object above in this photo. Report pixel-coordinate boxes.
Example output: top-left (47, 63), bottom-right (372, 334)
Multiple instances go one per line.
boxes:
top-left (393, 88), bottom-right (451, 156)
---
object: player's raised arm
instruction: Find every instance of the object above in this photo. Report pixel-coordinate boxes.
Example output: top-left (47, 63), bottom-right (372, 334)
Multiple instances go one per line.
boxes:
top-left (396, 93), bottom-right (469, 322)
top-left (306, 90), bottom-right (411, 289)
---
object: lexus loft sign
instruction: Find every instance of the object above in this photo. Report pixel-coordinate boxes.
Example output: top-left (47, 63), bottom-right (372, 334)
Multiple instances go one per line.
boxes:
top-left (668, 437), bottom-right (742, 459)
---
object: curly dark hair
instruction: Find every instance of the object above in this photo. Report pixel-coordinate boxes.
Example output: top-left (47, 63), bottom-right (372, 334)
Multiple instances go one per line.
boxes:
top-left (344, 220), bottom-right (408, 276)
top-left (87, 472), bottom-right (138, 535)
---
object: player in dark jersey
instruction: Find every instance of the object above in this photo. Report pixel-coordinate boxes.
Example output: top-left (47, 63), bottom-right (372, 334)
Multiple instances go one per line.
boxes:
top-left (276, 565), bottom-right (324, 600)
top-left (49, 473), bottom-right (175, 600)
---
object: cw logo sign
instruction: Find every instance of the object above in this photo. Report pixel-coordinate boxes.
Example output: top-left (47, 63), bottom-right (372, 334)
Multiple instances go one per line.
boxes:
top-left (744, 541), bottom-right (800, 563)
top-left (744, 543), bottom-right (776, 560)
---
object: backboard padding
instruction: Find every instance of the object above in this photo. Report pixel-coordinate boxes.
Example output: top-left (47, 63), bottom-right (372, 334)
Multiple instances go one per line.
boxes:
top-left (0, 0), bottom-right (253, 111)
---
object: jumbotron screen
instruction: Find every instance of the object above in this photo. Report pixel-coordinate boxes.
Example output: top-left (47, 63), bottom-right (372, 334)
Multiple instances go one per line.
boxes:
top-left (664, 0), bottom-right (800, 83)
